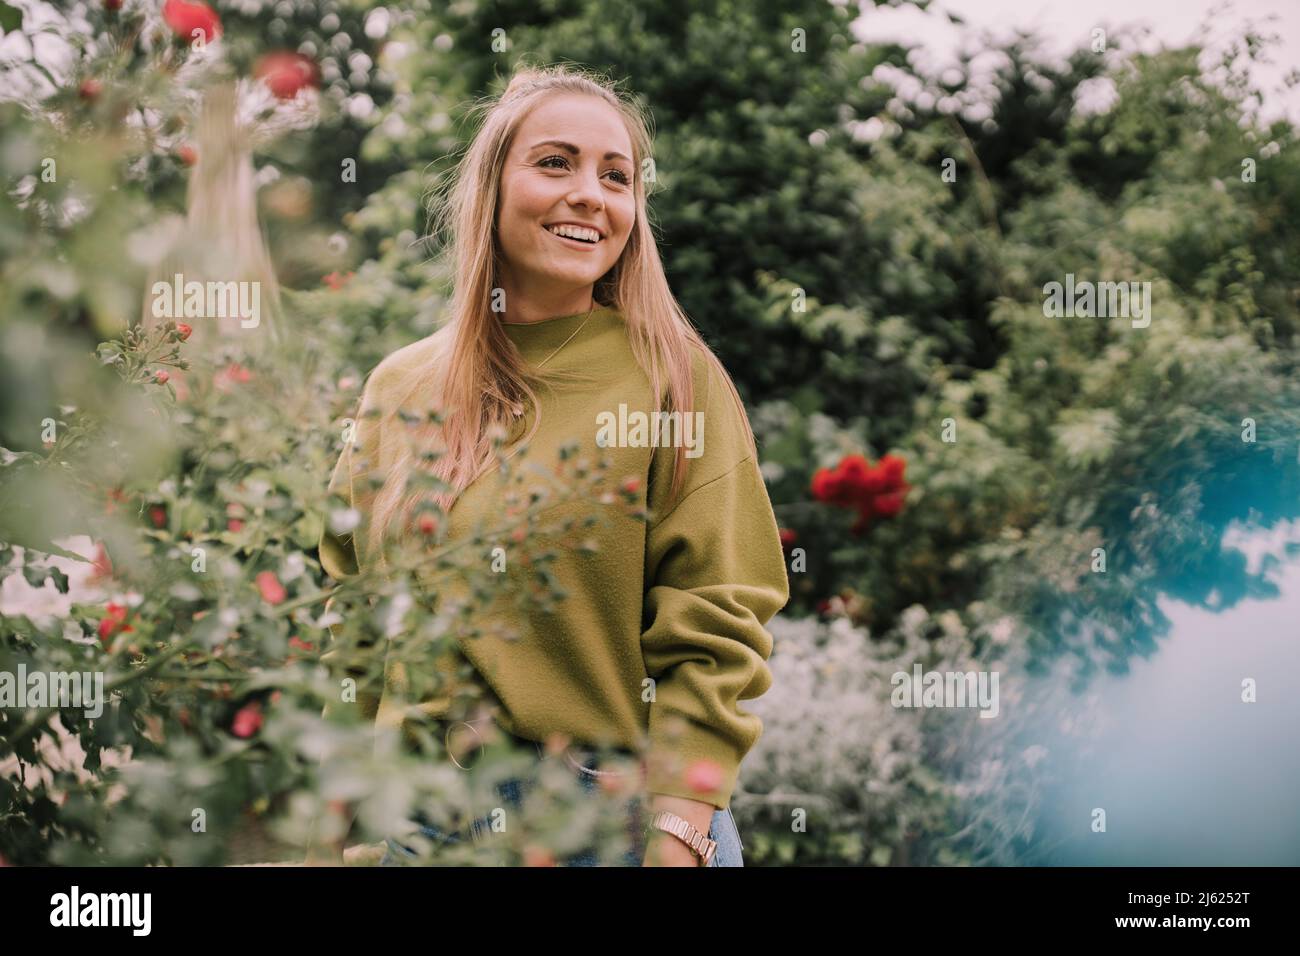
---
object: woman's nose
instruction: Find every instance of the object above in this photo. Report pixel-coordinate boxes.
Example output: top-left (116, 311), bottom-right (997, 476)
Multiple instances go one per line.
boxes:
top-left (566, 172), bottom-right (604, 210)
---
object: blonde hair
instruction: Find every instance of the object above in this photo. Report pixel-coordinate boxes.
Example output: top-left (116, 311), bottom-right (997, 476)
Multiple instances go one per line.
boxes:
top-left (361, 62), bottom-right (757, 569)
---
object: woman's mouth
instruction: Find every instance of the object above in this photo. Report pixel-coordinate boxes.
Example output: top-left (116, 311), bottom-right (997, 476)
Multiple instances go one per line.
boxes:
top-left (543, 223), bottom-right (603, 249)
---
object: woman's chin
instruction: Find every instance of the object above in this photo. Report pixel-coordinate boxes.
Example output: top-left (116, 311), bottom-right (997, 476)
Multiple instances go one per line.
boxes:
top-left (536, 266), bottom-right (605, 287)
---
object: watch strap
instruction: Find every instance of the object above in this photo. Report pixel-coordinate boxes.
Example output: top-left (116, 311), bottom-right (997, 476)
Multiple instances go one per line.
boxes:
top-left (647, 810), bottom-right (717, 866)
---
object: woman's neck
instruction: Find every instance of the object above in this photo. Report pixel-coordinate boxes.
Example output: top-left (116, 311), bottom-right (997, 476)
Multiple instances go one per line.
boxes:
top-left (499, 285), bottom-right (595, 325)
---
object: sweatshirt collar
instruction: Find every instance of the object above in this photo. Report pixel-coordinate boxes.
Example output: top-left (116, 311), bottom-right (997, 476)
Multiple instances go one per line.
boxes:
top-left (501, 304), bottom-right (623, 356)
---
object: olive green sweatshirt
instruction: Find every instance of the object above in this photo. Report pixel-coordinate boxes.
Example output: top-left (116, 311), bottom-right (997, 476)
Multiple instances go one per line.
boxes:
top-left (317, 305), bottom-right (789, 809)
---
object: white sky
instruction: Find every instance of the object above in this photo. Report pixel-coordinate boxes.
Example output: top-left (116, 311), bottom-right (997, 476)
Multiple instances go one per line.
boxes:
top-left (853, 0), bottom-right (1300, 124)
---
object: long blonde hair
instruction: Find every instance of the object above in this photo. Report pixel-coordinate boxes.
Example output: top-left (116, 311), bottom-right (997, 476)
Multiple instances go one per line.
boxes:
top-left (361, 63), bottom-right (757, 569)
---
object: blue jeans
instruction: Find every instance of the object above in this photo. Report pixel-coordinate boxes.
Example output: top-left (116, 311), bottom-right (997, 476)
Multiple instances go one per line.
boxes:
top-left (381, 745), bottom-right (745, 867)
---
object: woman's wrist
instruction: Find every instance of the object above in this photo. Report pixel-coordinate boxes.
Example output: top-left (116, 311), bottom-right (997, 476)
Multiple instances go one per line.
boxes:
top-left (648, 793), bottom-right (714, 829)
top-left (644, 793), bottom-right (716, 866)
top-left (643, 828), bottom-right (704, 866)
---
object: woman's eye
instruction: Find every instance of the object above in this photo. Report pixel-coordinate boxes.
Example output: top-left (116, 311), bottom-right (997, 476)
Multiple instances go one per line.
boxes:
top-left (538, 155), bottom-right (630, 186)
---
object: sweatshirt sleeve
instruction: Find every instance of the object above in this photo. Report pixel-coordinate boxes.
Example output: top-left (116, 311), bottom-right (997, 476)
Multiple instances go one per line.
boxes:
top-left (639, 362), bottom-right (790, 809)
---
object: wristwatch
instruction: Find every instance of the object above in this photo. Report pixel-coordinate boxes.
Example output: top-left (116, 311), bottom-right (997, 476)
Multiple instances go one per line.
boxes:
top-left (646, 810), bottom-right (716, 866)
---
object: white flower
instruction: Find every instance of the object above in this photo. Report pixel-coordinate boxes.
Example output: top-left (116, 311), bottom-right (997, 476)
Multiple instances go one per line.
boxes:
top-left (988, 616), bottom-right (1015, 645)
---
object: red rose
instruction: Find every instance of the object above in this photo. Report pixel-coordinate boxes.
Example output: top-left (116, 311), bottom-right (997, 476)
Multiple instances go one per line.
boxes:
top-left (226, 518), bottom-right (244, 532)
top-left (620, 476), bottom-right (641, 495)
top-left (810, 467), bottom-right (845, 504)
top-left (231, 702), bottom-right (263, 738)
top-left (154, 370), bottom-right (170, 384)
top-left (837, 454), bottom-right (871, 488)
top-left (253, 51), bottom-right (320, 100)
top-left (255, 571), bottom-right (286, 605)
top-left (98, 602), bottom-right (134, 644)
top-left (778, 527), bottom-right (797, 551)
top-left (871, 490), bottom-right (906, 518)
top-left (104, 0), bottom-right (123, 11)
top-left (214, 362), bottom-right (252, 392)
top-left (877, 453), bottom-right (907, 490)
top-left (176, 144), bottom-right (197, 166)
top-left (861, 465), bottom-right (892, 496)
top-left (162, 0), bottom-right (222, 44)
top-left (176, 323), bottom-right (193, 341)
top-left (811, 453), bottom-right (910, 531)
top-left (287, 635), bottom-right (316, 662)
top-left (79, 79), bottom-right (102, 101)
top-left (417, 513), bottom-right (438, 535)
top-left (149, 505), bottom-right (167, 528)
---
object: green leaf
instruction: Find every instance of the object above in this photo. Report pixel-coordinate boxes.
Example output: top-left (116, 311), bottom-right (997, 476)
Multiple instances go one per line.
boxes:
top-left (0, 2), bottom-right (23, 34)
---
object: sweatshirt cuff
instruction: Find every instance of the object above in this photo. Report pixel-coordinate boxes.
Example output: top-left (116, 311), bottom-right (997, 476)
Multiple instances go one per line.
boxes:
top-left (644, 710), bottom-right (744, 810)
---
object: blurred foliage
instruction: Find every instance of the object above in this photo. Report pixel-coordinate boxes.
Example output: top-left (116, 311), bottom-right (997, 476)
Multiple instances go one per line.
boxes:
top-left (2, 0), bottom-right (1299, 866)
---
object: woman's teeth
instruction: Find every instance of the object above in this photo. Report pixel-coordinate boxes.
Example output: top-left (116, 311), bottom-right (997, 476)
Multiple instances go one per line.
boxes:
top-left (546, 224), bottom-right (601, 243)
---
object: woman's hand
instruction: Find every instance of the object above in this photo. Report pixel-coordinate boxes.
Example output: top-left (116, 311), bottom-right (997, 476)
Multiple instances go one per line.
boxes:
top-left (642, 830), bottom-right (705, 866)
top-left (303, 841), bottom-right (346, 866)
top-left (303, 799), bottom-right (354, 866)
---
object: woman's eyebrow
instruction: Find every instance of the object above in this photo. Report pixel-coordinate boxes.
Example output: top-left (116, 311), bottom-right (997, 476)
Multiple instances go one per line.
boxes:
top-left (528, 139), bottom-right (631, 163)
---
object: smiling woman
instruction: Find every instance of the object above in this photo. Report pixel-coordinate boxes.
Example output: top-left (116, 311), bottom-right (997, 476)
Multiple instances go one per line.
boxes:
top-left (308, 63), bottom-right (789, 868)
top-left (494, 95), bottom-right (638, 323)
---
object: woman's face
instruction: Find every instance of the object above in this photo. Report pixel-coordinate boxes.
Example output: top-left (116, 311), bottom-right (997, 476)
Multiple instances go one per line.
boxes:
top-left (496, 93), bottom-right (636, 304)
